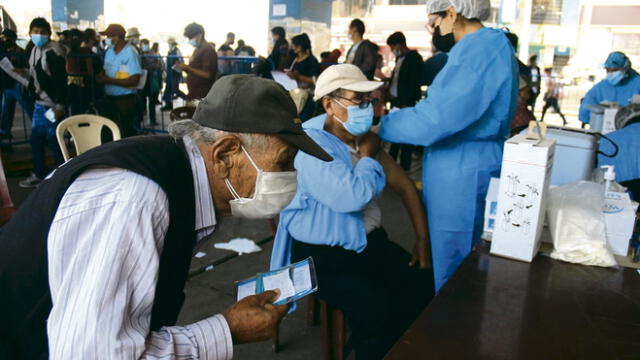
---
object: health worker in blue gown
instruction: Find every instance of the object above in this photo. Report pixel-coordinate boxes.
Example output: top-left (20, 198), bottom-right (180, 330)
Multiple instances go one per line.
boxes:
top-left (379, 0), bottom-right (519, 291)
top-left (579, 51), bottom-right (640, 125)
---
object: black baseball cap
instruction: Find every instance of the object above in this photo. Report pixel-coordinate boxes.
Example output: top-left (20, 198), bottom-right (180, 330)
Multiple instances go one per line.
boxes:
top-left (192, 75), bottom-right (333, 162)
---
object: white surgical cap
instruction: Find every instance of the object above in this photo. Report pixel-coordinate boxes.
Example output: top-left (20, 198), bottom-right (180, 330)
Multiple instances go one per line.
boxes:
top-left (426, 0), bottom-right (492, 21)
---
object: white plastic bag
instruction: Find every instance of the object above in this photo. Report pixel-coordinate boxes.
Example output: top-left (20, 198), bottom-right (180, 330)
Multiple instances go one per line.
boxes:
top-left (547, 181), bottom-right (617, 267)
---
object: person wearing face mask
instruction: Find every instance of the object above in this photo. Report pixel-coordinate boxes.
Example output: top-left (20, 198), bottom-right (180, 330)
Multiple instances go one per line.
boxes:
top-left (138, 38), bottom-right (163, 126)
top-left (379, 0), bottom-right (519, 292)
top-left (19, 17), bottom-right (68, 188)
top-left (386, 31), bottom-right (424, 171)
top-left (579, 51), bottom-right (640, 126)
top-left (271, 64), bottom-right (434, 359)
top-left (266, 26), bottom-right (293, 72)
top-left (0, 75), bottom-right (333, 359)
top-left (174, 22), bottom-right (217, 102)
top-left (345, 18), bottom-right (380, 80)
top-left (286, 33), bottom-right (320, 121)
top-left (126, 26), bottom-right (141, 51)
top-left (95, 24), bottom-right (142, 138)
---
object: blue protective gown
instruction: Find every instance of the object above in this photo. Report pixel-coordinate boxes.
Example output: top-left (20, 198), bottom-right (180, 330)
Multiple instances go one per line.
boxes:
top-left (598, 122), bottom-right (640, 183)
top-left (379, 28), bottom-right (518, 291)
top-left (579, 71), bottom-right (640, 124)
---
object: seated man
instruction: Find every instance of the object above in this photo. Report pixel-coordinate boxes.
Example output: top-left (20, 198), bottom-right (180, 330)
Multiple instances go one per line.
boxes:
top-left (271, 64), bottom-right (434, 359)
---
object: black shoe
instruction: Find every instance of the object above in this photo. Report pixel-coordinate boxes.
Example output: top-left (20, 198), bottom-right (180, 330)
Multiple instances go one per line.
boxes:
top-left (160, 105), bottom-right (173, 111)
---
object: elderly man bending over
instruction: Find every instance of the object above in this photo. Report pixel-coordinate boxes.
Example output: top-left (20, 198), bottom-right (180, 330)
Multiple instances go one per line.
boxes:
top-left (271, 64), bottom-right (434, 359)
top-left (0, 75), bottom-right (332, 359)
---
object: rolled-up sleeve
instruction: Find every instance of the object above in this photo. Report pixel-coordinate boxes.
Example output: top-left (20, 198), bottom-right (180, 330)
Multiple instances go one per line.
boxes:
top-left (295, 150), bottom-right (386, 213)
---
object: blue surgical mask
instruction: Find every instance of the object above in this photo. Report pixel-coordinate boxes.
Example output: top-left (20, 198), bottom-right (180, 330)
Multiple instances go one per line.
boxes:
top-left (606, 70), bottom-right (626, 86)
top-left (333, 99), bottom-right (374, 136)
top-left (189, 38), bottom-right (199, 47)
top-left (31, 34), bottom-right (49, 48)
top-left (141, 44), bottom-right (150, 52)
top-left (104, 38), bottom-right (112, 47)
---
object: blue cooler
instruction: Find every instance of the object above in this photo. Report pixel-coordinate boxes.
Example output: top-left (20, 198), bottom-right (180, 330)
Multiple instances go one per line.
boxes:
top-left (520, 127), bottom-right (598, 185)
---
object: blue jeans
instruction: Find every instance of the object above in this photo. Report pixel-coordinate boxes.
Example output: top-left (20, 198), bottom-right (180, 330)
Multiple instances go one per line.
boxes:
top-left (1, 84), bottom-right (34, 139)
top-left (31, 104), bottom-right (64, 178)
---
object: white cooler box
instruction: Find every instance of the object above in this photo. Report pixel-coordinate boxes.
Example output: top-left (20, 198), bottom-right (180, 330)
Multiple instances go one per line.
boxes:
top-left (521, 127), bottom-right (597, 186)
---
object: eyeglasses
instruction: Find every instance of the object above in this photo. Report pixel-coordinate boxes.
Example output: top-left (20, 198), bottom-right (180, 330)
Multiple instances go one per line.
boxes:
top-left (333, 95), bottom-right (379, 109)
top-left (425, 13), bottom-right (445, 33)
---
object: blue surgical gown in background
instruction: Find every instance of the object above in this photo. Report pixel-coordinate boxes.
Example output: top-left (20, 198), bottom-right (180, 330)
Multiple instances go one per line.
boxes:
top-left (579, 71), bottom-right (640, 124)
top-left (379, 27), bottom-right (518, 291)
top-left (598, 122), bottom-right (640, 183)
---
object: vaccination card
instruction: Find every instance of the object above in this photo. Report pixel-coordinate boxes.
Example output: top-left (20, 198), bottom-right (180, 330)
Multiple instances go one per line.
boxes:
top-left (235, 257), bottom-right (318, 305)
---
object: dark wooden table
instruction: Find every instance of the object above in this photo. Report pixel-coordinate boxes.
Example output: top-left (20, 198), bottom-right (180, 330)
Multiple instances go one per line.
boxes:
top-left (386, 241), bottom-right (640, 360)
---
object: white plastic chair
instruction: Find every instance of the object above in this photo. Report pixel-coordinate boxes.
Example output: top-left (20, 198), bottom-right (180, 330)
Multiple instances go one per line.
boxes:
top-left (56, 114), bottom-right (121, 161)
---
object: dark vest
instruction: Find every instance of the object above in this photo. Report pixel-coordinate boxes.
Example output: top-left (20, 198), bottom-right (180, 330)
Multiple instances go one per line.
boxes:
top-left (0, 135), bottom-right (197, 359)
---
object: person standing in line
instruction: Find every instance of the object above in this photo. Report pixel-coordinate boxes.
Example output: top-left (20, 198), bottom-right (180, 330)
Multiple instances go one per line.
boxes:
top-left (126, 27), bottom-right (141, 51)
top-left (139, 39), bottom-right (163, 126)
top-left (95, 24), bottom-right (142, 138)
top-left (345, 19), bottom-right (379, 81)
top-left (287, 33), bottom-right (320, 121)
top-left (528, 55), bottom-right (541, 111)
top-left (175, 23), bottom-right (217, 102)
top-left (161, 37), bottom-right (183, 111)
top-left (540, 67), bottom-right (567, 125)
top-left (0, 29), bottom-right (34, 146)
top-left (19, 17), bottom-right (67, 188)
top-left (386, 31), bottom-right (424, 171)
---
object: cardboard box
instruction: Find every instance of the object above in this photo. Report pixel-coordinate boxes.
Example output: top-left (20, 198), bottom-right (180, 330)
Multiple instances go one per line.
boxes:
top-left (490, 135), bottom-right (556, 262)
top-left (604, 191), bottom-right (637, 256)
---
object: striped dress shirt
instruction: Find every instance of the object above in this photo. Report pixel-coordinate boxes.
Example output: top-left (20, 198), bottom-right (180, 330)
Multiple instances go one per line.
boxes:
top-left (47, 136), bottom-right (232, 359)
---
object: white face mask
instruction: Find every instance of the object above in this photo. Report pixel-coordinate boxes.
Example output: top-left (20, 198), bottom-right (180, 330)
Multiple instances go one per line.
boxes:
top-left (224, 146), bottom-right (297, 219)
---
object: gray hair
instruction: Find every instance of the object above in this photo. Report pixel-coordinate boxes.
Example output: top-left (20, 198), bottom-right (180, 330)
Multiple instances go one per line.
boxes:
top-left (168, 119), bottom-right (270, 150)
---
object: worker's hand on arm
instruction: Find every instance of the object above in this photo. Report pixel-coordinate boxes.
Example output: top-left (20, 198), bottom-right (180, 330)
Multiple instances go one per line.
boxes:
top-left (223, 289), bottom-right (289, 344)
top-left (358, 131), bottom-right (381, 158)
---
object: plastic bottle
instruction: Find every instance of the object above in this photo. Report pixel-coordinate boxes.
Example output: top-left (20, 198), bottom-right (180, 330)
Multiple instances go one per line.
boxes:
top-left (602, 165), bottom-right (616, 193)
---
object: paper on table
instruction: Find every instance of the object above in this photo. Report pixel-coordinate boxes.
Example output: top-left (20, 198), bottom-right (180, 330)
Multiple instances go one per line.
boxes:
top-left (237, 279), bottom-right (257, 301)
top-left (271, 71), bottom-right (298, 91)
top-left (292, 263), bottom-right (312, 294)
top-left (262, 269), bottom-right (295, 303)
top-left (0, 57), bottom-right (29, 87)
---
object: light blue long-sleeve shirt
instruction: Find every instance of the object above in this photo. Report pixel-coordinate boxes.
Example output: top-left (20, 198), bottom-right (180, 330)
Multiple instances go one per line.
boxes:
top-left (270, 123), bottom-right (386, 271)
top-left (579, 71), bottom-right (640, 124)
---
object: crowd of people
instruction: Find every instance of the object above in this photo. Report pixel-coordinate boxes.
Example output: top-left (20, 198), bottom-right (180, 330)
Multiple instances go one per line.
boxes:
top-left (1, 0), bottom-right (639, 359)
top-left (0, 18), bottom-right (260, 188)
